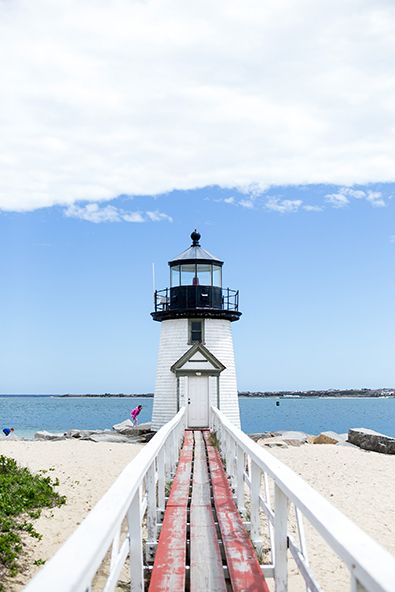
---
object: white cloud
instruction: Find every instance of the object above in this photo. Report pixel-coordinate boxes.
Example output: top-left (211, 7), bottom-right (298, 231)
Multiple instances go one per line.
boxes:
top-left (239, 199), bottom-right (255, 209)
top-left (265, 198), bottom-right (303, 213)
top-left (146, 210), bottom-right (173, 222)
top-left (365, 191), bottom-right (386, 207)
top-left (303, 204), bottom-right (323, 212)
top-left (2, 1), bottom-right (395, 211)
top-left (325, 192), bottom-right (350, 208)
top-left (223, 197), bottom-right (236, 204)
top-left (64, 203), bottom-right (172, 223)
top-left (325, 187), bottom-right (386, 208)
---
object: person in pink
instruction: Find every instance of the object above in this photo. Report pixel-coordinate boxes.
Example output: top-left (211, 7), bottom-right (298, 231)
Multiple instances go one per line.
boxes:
top-left (130, 405), bottom-right (143, 426)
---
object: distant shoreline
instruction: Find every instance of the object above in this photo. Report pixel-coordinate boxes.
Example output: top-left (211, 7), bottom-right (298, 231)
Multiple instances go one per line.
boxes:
top-left (1, 388), bottom-right (395, 398)
top-left (239, 389), bottom-right (395, 398)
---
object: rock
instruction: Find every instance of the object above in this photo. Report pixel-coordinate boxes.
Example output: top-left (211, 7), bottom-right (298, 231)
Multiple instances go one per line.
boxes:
top-left (277, 431), bottom-right (308, 444)
top-left (312, 431), bottom-right (347, 445)
top-left (35, 424), bottom-right (156, 444)
top-left (254, 431), bottom-right (307, 447)
top-left (256, 431), bottom-right (307, 448)
top-left (249, 432), bottom-right (281, 442)
top-left (66, 429), bottom-right (107, 439)
top-left (257, 438), bottom-right (289, 448)
top-left (34, 431), bottom-right (66, 441)
top-left (257, 431), bottom-right (308, 446)
top-left (112, 419), bottom-right (152, 436)
top-left (348, 428), bottom-right (395, 454)
top-left (282, 439), bottom-right (304, 447)
top-left (88, 433), bottom-right (134, 443)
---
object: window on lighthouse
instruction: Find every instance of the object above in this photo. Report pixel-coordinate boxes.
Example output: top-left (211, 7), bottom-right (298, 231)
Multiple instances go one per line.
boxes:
top-left (181, 264), bottom-right (195, 285)
top-left (189, 319), bottom-right (204, 343)
top-left (196, 264), bottom-right (211, 285)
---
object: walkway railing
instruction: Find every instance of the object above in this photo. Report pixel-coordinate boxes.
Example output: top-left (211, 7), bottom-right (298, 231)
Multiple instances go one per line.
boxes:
top-left (24, 408), bottom-right (186, 592)
top-left (211, 406), bottom-right (395, 592)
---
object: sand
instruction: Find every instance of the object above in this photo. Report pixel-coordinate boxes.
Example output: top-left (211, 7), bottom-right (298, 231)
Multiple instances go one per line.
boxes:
top-left (0, 439), bottom-right (144, 591)
top-left (1, 439), bottom-right (394, 591)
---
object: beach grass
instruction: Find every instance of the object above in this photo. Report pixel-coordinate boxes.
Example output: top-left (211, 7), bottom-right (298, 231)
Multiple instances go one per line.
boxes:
top-left (0, 455), bottom-right (66, 588)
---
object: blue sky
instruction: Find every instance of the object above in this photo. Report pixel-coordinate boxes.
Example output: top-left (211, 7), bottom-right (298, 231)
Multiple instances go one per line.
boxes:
top-left (1, 1), bottom-right (395, 392)
top-left (1, 183), bottom-right (394, 393)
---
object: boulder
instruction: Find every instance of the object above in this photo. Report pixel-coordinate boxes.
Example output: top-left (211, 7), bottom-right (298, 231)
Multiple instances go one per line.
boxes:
top-left (112, 419), bottom-right (152, 436)
top-left (277, 431), bottom-right (308, 445)
top-left (348, 428), bottom-right (395, 454)
top-left (66, 429), bottom-right (107, 439)
top-left (88, 433), bottom-right (134, 443)
top-left (34, 431), bottom-right (66, 441)
top-left (257, 438), bottom-right (288, 448)
top-left (312, 431), bottom-right (347, 445)
top-left (249, 432), bottom-right (281, 442)
top-left (257, 431), bottom-right (307, 448)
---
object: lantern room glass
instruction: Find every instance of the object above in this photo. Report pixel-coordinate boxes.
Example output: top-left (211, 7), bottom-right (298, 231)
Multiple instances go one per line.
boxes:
top-left (171, 262), bottom-right (223, 286)
top-left (196, 264), bottom-right (211, 286)
top-left (171, 265), bottom-right (180, 287)
top-left (212, 265), bottom-right (222, 287)
top-left (180, 264), bottom-right (196, 285)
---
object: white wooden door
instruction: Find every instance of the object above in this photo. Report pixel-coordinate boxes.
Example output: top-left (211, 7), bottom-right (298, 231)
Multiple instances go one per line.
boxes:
top-left (187, 375), bottom-right (209, 427)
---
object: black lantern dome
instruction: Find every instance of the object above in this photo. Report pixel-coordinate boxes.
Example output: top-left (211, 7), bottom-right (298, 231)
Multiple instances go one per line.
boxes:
top-left (152, 231), bottom-right (241, 322)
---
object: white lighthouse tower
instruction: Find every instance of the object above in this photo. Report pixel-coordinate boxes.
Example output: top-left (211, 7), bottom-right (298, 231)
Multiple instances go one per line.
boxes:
top-left (151, 230), bottom-right (241, 431)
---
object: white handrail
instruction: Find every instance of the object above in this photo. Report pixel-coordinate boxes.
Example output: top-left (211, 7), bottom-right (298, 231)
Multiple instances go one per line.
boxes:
top-left (211, 405), bottom-right (395, 592)
top-left (24, 407), bottom-right (186, 592)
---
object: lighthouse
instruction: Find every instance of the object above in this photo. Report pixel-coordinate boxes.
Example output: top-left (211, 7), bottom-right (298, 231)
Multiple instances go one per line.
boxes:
top-left (151, 230), bottom-right (241, 431)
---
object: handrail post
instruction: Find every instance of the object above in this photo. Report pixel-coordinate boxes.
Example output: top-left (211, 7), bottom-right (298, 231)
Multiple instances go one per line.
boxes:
top-left (157, 447), bottom-right (165, 513)
top-left (230, 437), bottom-right (237, 492)
top-left (351, 576), bottom-right (368, 592)
top-left (110, 527), bottom-right (120, 571)
top-left (236, 445), bottom-right (245, 515)
top-left (145, 462), bottom-right (157, 563)
top-left (164, 440), bottom-right (171, 481)
top-left (250, 460), bottom-right (261, 548)
top-left (274, 484), bottom-right (288, 592)
top-left (128, 487), bottom-right (144, 592)
top-left (264, 472), bottom-right (275, 564)
top-left (171, 429), bottom-right (177, 475)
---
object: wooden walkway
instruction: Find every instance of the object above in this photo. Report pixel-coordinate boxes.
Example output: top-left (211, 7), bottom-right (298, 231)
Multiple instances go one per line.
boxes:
top-left (149, 430), bottom-right (270, 592)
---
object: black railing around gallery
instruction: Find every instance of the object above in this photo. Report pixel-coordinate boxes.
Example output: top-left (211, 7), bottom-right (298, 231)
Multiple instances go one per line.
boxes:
top-left (154, 286), bottom-right (239, 312)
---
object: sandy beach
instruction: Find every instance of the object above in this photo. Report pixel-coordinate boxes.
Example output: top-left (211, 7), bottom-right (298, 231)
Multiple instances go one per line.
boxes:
top-left (1, 439), bottom-right (394, 591)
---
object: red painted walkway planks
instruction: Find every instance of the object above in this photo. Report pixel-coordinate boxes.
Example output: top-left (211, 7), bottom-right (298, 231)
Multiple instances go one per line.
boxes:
top-left (190, 431), bottom-right (227, 592)
top-left (148, 431), bottom-right (194, 592)
top-left (204, 431), bottom-right (270, 592)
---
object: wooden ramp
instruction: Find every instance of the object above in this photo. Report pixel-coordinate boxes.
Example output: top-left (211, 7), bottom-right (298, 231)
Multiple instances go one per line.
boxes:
top-left (149, 430), bottom-right (269, 592)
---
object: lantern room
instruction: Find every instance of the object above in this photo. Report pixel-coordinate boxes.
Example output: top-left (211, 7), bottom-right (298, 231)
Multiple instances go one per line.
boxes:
top-left (152, 230), bottom-right (241, 322)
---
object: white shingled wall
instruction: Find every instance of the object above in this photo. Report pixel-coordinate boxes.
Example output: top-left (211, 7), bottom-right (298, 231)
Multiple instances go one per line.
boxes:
top-left (151, 317), bottom-right (241, 430)
top-left (151, 319), bottom-right (187, 430)
top-left (205, 319), bottom-right (241, 428)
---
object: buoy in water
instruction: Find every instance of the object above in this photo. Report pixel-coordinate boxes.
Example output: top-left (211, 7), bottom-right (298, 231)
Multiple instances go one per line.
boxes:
top-left (276, 401), bottom-right (280, 406)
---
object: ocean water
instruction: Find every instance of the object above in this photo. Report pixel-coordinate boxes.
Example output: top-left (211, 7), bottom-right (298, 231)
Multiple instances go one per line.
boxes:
top-left (240, 396), bottom-right (395, 437)
top-left (1, 396), bottom-right (395, 439)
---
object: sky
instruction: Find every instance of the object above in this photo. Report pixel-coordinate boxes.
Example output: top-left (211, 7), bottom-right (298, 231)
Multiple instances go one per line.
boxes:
top-left (1, 0), bottom-right (395, 393)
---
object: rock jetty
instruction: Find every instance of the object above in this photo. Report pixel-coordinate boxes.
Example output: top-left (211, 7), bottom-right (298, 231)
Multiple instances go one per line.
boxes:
top-left (34, 421), bottom-right (155, 443)
top-left (253, 428), bottom-right (395, 454)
